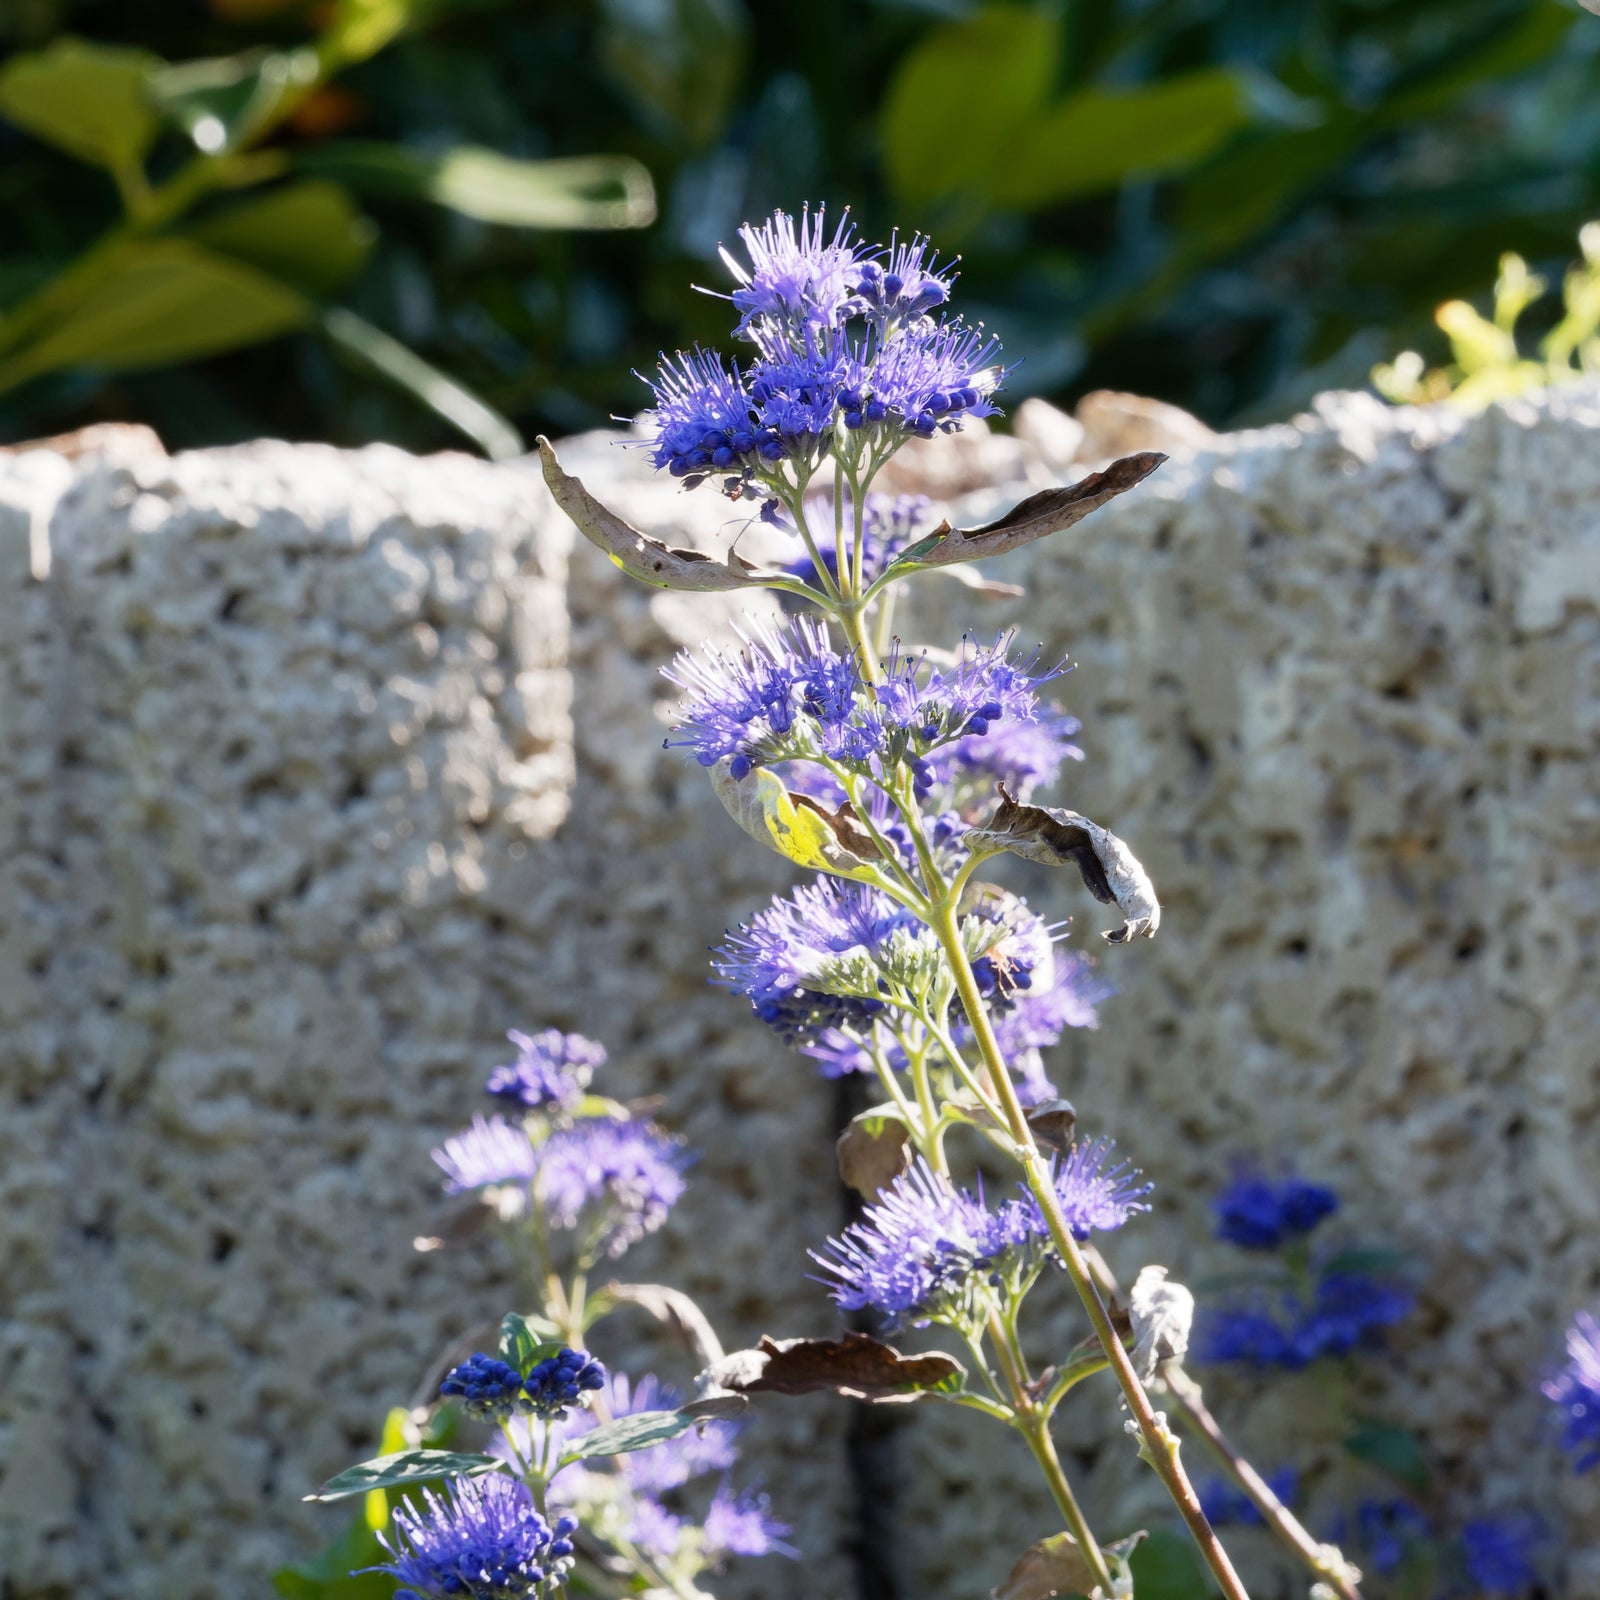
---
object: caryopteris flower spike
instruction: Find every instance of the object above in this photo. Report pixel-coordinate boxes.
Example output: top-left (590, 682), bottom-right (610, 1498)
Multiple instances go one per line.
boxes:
top-left (523, 1346), bottom-right (607, 1419)
top-left (440, 1352), bottom-right (537, 1421)
top-left (485, 1028), bottom-right (605, 1110)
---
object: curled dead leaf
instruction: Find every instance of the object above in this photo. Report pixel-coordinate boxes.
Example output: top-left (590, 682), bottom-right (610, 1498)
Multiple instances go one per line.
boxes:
top-left (836, 1105), bottom-right (911, 1198)
top-left (703, 1333), bottom-right (963, 1404)
top-left (1127, 1266), bottom-right (1194, 1381)
top-left (896, 453), bottom-right (1165, 574)
top-left (602, 1281), bottom-right (726, 1367)
top-left (966, 784), bottom-right (1160, 943)
top-left (709, 759), bottom-right (880, 880)
top-left (538, 436), bottom-right (783, 592)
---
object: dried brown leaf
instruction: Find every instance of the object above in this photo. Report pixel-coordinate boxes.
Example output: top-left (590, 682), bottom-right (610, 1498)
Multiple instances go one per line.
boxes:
top-left (910, 453), bottom-right (1166, 571)
top-left (836, 1105), bottom-right (911, 1199)
top-left (537, 436), bottom-right (779, 592)
top-left (966, 784), bottom-right (1161, 943)
top-left (705, 1333), bottom-right (963, 1404)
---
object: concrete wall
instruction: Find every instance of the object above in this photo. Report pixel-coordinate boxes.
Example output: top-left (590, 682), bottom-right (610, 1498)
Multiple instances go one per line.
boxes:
top-left (0, 386), bottom-right (1596, 1598)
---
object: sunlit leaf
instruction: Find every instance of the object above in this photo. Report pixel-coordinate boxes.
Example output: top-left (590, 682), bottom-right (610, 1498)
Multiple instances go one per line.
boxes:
top-left (0, 241), bottom-right (309, 392)
top-left (148, 48), bottom-right (319, 154)
top-left (0, 37), bottom-right (161, 172)
top-left (307, 1450), bottom-right (503, 1503)
top-left (300, 143), bottom-right (655, 230)
top-left (557, 1410), bottom-right (695, 1467)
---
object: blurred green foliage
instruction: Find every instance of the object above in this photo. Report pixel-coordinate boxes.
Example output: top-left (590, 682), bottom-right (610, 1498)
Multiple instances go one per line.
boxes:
top-left (3, 0), bottom-right (1598, 453)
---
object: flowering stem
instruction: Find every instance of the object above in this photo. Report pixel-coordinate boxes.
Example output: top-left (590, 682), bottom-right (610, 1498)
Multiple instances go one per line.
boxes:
top-left (880, 1052), bottom-right (1115, 1592)
top-left (925, 897), bottom-right (1252, 1600)
top-left (1161, 1363), bottom-right (1364, 1600)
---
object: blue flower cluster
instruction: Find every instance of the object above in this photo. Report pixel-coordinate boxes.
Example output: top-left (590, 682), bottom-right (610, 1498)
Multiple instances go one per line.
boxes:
top-left (1200, 1271), bottom-right (1413, 1370)
top-left (1459, 1512), bottom-right (1543, 1595)
top-left (370, 1474), bottom-right (578, 1600)
top-left (439, 1348), bottom-right (606, 1424)
top-left (1213, 1172), bottom-right (1339, 1250)
top-left (440, 1353), bottom-right (537, 1422)
top-left (814, 1147), bottom-right (1148, 1325)
top-left (523, 1347), bottom-right (607, 1419)
top-left (433, 1030), bottom-right (689, 1261)
top-left (486, 1028), bottom-right (605, 1109)
top-left (665, 618), bottom-right (1056, 787)
top-left (1544, 1307), bottom-right (1600, 1472)
top-left (713, 877), bottom-right (1103, 1094)
top-left (646, 208), bottom-right (1005, 492)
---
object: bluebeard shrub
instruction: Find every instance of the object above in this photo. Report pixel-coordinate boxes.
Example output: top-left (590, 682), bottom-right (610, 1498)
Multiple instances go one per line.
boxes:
top-left (308, 204), bottom-right (1573, 1600)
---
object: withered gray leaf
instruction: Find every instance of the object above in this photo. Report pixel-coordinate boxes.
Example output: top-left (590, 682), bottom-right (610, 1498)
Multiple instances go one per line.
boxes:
top-left (537, 436), bottom-right (779, 592)
top-left (836, 1104), bottom-right (911, 1198)
top-left (904, 453), bottom-right (1166, 573)
top-left (1127, 1266), bottom-right (1194, 1381)
top-left (602, 1281), bottom-right (726, 1367)
top-left (704, 1333), bottom-right (963, 1404)
top-left (1024, 1097), bottom-right (1078, 1155)
top-left (966, 784), bottom-right (1161, 943)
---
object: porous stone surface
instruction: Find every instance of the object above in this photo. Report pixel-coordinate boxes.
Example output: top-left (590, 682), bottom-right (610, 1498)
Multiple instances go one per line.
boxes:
top-left (2, 383), bottom-right (1598, 1600)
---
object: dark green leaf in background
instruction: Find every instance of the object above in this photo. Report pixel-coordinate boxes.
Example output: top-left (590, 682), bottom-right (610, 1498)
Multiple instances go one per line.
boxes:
top-left (1344, 1418), bottom-right (1432, 1491)
top-left (598, 0), bottom-right (749, 151)
top-left (1125, 1526), bottom-right (1218, 1600)
top-left (188, 181), bottom-right (376, 296)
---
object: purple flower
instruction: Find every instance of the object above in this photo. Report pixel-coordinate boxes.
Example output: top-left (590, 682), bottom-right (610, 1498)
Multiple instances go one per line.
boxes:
top-left (855, 318), bottom-right (1008, 437)
top-left (486, 1028), bottom-right (605, 1109)
top-left (1544, 1308), bottom-right (1600, 1471)
top-left (641, 348), bottom-right (779, 482)
top-left (433, 1114), bottom-right (539, 1194)
top-left (854, 233), bottom-right (954, 327)
top-left (717, 206), bottom-right (863, 340)
top-left (534, 1119), bottom-right (689, 1256)
top-left (813, 1158), bottom-right (1001, 1323)
top-left (368, 1474), bottom-right (578, 1599)
top-left (925, 708), bottom-right (1084, 802)
top-left (1200, 1308), bottom-right (1298, 1368)
top-left (1460, 1513), bottom-right (1543, 1595)
top-left (625, 1495), bottom-right (684, 1559)
top-left (703, 1485), bottom-right (798, 1560)
top-left (1214, 1173), bottom-right (1340, 1250)
top-left (748, 331), bottom-right (858, 460)
top-left (712, 878), bottom-right (914, 1047)
top-left (663, 615), bottom-right (878, 778)
top-left (1022, 1138), bottom-right (1152, 1241)
top-left (440, 1353), bottom-right (533, 1421)
top-left (558, 1372), bottom-right (741, 1494)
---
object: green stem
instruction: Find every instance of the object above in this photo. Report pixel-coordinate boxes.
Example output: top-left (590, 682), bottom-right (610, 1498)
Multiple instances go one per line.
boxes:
top-left (927, 894), bottom-right (1252, 1600)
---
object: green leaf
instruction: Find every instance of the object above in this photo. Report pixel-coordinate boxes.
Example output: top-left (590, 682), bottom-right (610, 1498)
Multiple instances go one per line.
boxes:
top-left (0, 37), bottom-right (161, 172)
top-left (597, 0), bottom-right (749, 150)
top-left (879, 2), bottom-right (1061, 205)
top-left (1343, 1418), bottom-right (1431, 1491)
top-left (319, 306), bottom-right (523, 462)
top-left (0, 241), bottom-right (309, 392)
top-left (1125, 1526), bottom-right (1217, 1600)
top-left (1319, 1247), bottom-right (1409, 1278)
top-left (496, 1314), bottom-right (566, 1378)
top-left (148, 49), bottom-right (320, 155)
top-left (187, 181), bottom-right (375, 296)
top-left (557, 1410), bottom-right (694, 1467)
top-left (307, 1449), bottom-right (504, 1503)
top-left (992, 68), bottom-right (1258, 209)
top-left (298, 143), bottom-right (655, 230)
